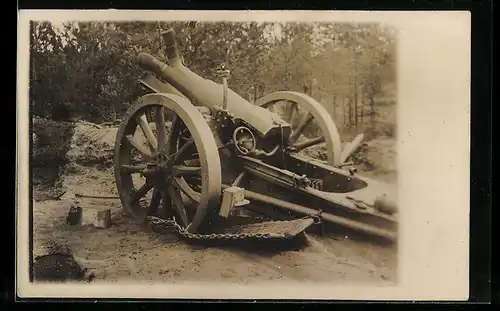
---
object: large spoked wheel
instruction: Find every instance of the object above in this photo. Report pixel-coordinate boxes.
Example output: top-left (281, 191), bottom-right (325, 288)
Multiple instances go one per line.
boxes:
top-left (114, 93), bottom-right (222, 233)
top-left (255, 91), bottom-right (343, 167)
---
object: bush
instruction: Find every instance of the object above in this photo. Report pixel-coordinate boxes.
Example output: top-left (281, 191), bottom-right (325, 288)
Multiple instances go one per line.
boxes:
top-left (32, 116), bottom-right (75, 189)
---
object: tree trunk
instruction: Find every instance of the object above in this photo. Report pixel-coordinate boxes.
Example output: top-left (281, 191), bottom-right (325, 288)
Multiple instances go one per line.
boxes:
top-left (347, 97), bottom-right (352, 127)
top-left (354, 76), bottom-right (358, 126)
top-left (343, 97), bottom-right (347, 126)
top-left (360, 91), bottom-right (364, 124)
top-left (253, 85), bottom-right (257, 103)
top-left (111, 103), bottom-right (116, 122)
top-left (332, 94), bottom-right (336, 120)
top-left (369, 94), bottom-right (376, 135)
top-left (370, 94), bottom-right (375, 117)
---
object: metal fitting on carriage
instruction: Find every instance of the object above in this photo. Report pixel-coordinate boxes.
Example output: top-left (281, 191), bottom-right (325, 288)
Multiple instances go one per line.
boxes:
top-left (219, 186), bottom-right (250, 218)
top-left (292, 174), bottom-right (311, 188)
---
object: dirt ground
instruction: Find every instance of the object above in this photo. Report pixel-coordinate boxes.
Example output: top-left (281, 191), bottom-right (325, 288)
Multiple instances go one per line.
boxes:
top-left (32, 121), bottom-right (398, 286)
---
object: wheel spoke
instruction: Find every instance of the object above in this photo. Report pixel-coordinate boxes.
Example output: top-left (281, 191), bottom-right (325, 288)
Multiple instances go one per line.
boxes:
top-left (183, 158), bottom-right (201, 167)
top-left (179, 126), bottom-right (190, 138)
top-left (136, 114), bottom-right (158, 151)
top-left (291, 136), bottom-right (326, 152)
top-left (171, 165), bottom-right (201, 177)
top-left (148, 187), bottom-right (162, 215)
top-left (167, 184), bottom-right (189, 227)
top-left (289, 112), bottom-right (314, 143)
top-left (165, 114), bottom-right (178, 155)
top-left (340, 133), bottom-right (365, 164)
top-left (172, 138), bottom-right (195, 163)
top-left (288, 102), bottom-right (297, 124)
top-left (183, 176), bottom-right (203, 191)
top-left (129, 182), bottom-right (154, 205)
top-left (120, 164), bottom-right (147, 174)
top-left (159, 188), bottom-right (171, 219)
top-left (126, 135), bottom-right (153, 159)
top-left (173, 177), bottom-right (201, 202)
top-left (266, 103), bottom-right (276, 114)
top-left (155, 106), bottom-right (167, 153)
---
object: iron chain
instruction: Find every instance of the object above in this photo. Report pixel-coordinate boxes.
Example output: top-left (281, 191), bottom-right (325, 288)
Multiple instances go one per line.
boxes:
top-left (148, 216), bottom-right (304, 242)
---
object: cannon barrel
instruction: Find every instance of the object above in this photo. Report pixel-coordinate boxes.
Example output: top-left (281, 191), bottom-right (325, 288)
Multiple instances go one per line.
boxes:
top-left (137, 29), bottom-right (290, 138)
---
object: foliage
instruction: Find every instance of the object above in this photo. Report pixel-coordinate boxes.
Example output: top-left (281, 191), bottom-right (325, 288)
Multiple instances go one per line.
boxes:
top-left (29, 20), bottom-right (396, 137)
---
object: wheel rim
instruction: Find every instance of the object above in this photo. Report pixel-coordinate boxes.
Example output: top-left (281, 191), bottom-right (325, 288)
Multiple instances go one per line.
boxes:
top-left (114, 93), bottom-right (222, 233)
top-left (255, 91), bottom-right (343, 166)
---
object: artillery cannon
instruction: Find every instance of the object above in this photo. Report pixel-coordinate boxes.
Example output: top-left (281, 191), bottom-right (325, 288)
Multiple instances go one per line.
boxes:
top-left (114, 28), bottom-right (397, 243)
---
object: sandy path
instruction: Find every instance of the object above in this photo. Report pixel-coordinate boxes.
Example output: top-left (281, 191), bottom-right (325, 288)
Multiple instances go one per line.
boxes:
top-left (33, 166), bottom-right (397, 285)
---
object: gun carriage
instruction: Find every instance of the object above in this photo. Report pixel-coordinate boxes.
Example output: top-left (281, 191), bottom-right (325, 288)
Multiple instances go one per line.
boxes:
top-left (114, 28), bottom-right (398, 243)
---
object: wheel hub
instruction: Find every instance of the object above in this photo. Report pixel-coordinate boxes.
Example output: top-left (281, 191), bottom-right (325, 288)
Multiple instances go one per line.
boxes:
top-left (155, 152), bottom-right (171, 169)
top-left (141, 151), bottom-right (175, 182)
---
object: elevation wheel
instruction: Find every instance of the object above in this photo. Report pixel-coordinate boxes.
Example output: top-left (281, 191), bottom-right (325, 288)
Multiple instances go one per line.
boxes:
top-left (114, 93), bottom-right (222, 233)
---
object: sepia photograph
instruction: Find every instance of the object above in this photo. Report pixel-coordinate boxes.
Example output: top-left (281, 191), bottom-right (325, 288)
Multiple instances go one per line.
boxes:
top-left (17, 10), bottom-right (471, 300)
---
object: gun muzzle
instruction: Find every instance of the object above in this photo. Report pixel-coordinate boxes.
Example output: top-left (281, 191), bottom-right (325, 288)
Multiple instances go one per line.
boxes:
top-left (137, 53), bottom-right (168, 74)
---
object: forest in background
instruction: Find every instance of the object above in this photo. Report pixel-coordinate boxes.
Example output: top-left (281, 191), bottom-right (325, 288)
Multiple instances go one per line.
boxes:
top-left (29, 20), bottom-right (397, 141)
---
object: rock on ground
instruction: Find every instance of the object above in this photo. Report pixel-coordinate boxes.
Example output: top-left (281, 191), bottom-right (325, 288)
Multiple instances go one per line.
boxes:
top-left (66, 123), bottom-right (118, 166)
top-left (32, 231), bottom-right (88, 282)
